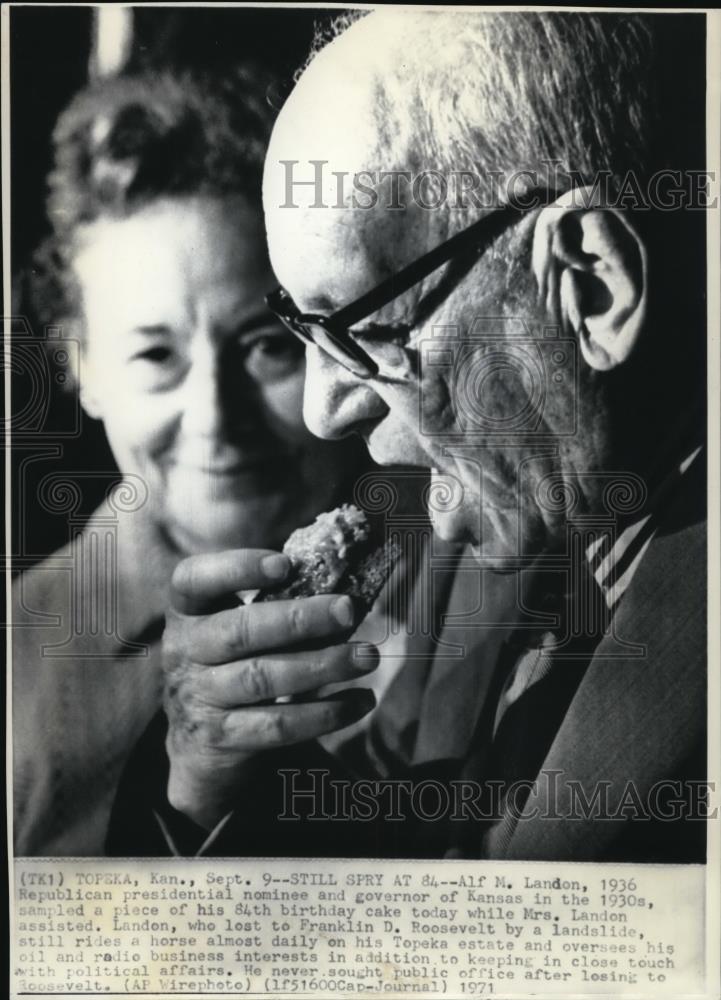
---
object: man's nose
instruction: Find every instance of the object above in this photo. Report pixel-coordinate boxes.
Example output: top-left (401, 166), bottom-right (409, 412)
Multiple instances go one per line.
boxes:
top-left (303, 343), bottom-right (386, 440)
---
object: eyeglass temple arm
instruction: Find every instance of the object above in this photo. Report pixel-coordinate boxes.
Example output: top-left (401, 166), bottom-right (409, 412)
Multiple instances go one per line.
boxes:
top-left (330, 191), bottom-right (558, 330)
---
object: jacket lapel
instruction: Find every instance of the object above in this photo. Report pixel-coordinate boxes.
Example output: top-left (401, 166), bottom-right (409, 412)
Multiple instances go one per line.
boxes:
top-left (503, 510), bottom-right (706, 860)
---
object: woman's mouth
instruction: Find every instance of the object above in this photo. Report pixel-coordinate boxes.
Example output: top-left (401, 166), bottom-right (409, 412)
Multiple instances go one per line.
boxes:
top-left (169, 451), bottom-right (288, 476)
top-left (201, 459), bottom-right (264, 476)
top-left (164, 452), bottom-right (299, 498)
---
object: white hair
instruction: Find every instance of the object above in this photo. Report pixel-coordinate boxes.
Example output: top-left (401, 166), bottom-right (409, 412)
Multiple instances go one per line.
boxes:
top-left (304, 11), bottom-right (667, 200)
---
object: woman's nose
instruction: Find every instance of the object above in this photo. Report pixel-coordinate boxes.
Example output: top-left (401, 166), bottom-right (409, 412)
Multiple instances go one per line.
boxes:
top-left (302, 343), bottom-right (385, 440)
top-left (180, 341), bottom-right (230, 439)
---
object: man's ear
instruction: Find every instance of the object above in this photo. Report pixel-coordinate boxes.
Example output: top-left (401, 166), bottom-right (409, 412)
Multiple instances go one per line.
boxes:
top-left (531, 187), bottom-right (647, 372)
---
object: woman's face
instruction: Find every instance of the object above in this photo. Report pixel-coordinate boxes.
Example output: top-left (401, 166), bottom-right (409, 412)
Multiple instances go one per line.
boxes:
top-left (73, 195), bottom-right (352, 553)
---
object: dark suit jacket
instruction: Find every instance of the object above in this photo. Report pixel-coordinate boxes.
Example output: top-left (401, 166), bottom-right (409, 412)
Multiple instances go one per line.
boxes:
top-left (107, 459), bottom-right (706, 861)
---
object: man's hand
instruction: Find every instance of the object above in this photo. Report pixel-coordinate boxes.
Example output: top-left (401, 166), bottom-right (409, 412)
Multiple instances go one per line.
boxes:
top-left (162, 549), bottom-right (378, 830)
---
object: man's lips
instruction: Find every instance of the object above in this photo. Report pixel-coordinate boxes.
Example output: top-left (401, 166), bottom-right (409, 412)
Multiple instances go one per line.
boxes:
top-left (363, 430), bottom-right (433, 472)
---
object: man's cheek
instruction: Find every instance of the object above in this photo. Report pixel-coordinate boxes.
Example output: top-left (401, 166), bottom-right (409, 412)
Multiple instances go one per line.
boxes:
top-left (418, 365), bottom-right (461, 439)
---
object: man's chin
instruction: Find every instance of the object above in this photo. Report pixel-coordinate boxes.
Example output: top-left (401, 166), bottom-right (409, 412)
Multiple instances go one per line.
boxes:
top-left (469, 543), bottom-right (521, 573)
top-left (428, 507), bottom-right (524, 570)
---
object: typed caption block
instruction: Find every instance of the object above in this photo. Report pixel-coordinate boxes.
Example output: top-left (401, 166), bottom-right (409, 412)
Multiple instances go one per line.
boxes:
top-left (12, 859), bottom-right (706, 998)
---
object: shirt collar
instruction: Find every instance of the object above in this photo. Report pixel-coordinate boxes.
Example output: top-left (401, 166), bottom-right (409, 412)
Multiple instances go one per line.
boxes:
top-left (586, 445), bottom-right (703, 611)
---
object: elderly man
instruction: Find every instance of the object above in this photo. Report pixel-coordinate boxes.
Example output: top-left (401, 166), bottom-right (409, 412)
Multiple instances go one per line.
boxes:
top-left (108, 10), bottom-right (707, 861)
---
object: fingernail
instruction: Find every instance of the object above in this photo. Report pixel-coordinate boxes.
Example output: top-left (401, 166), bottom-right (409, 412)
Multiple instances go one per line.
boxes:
top-left (331, 595), bottom-right (355, 628)
top-left (261, 553), bottom-right (289, 581)
top-left (350, 643), bottom-right (379, 672)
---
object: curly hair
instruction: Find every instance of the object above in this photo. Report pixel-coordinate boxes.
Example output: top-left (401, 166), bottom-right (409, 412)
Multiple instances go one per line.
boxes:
top-left (32, 65), bottom-right (275, 333)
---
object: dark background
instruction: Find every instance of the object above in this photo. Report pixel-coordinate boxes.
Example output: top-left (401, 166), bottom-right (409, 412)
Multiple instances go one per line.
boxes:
top-left (9, 6), bottom-right (341, 569)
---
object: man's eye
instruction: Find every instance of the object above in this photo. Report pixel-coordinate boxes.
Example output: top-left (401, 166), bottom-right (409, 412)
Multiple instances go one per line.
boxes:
top-left (352, 323), bottom-right (411, 346)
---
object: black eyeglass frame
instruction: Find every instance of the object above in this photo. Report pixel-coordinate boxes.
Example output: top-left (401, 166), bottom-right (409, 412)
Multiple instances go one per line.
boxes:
top-left (266, 189), bottom-right (560, 379)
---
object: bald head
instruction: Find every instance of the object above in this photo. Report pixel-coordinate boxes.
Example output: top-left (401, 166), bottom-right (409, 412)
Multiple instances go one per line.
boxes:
top-left (264, 7), bottom-right (704, 328)
top-left (268, 10), bottom-right (665, 194)
top-left (263, 12), bottom-right (442, 316)
top-left (270, 10), bottom-right (647, 304)
top-left (263, 10), bottom-right (679, 283)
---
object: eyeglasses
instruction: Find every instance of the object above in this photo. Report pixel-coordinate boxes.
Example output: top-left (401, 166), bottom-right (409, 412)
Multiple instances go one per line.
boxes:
top-left (266, 189), bottom-right (559, 379)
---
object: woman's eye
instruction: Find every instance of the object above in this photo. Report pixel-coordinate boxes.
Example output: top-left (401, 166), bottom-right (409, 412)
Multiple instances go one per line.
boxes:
top-left (137, 346), bottom-right (173, 364)
top-left (242, 330), bottom-right (304, 382)
top-left (129, 343), bottom-right (182, 390)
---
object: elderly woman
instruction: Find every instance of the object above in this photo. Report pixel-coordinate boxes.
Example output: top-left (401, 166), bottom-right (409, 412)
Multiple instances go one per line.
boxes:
top-left (12, 66), bottom-right (362, 856)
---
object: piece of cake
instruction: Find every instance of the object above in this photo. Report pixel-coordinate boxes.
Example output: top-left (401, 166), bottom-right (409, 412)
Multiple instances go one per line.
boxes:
top-left (257, 503), bottom-right (400, 613)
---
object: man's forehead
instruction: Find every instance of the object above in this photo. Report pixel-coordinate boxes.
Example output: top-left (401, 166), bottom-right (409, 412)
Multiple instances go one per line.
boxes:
top-left (262, 11), bottom-right (450, 309)
top-left (265, 197), bottom-right (397, 311)
top-left (263, 39), bottom-right (384, 306)
top-left (265, 74), bottom-right (383, 203)
top-left (262, 10), bottom-right (420, 204)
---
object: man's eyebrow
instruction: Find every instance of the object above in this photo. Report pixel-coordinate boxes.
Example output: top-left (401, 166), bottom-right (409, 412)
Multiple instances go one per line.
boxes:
top-left (297, 292), bottom-right (338, 315)
top-left (312, 294), bottom-right (338, 312)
